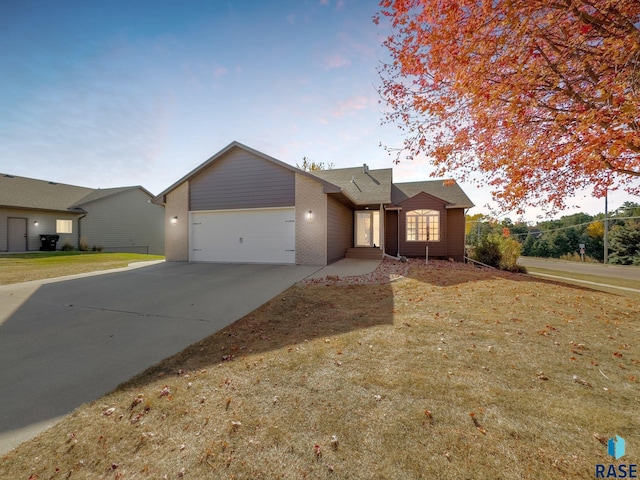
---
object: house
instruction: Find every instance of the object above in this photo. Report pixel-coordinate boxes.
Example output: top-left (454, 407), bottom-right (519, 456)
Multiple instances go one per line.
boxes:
top-left (153, 141), bottom-right (474, 265)
top-left (0, 174), bottom-right (165, 254)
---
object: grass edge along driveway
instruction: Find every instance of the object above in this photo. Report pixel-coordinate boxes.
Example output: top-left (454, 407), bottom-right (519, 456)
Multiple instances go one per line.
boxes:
top-left (1, 260), bottom-right (638, 479)
top-left (0, 252), bottom-right (165, 285)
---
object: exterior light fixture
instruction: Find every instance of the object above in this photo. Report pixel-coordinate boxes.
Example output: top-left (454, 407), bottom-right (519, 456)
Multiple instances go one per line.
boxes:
top-left (306, 210), bottom-right (313, 221)
top-left (171, 216), bottom-right (178, 224)
top-left (33, 221), bottom-right (39, 226)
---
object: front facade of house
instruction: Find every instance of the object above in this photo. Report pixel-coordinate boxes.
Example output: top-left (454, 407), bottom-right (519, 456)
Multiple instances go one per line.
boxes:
top-left (0, 174), bottom-right (165, 254)
top-left (155, 142), bottom-right (474, 266)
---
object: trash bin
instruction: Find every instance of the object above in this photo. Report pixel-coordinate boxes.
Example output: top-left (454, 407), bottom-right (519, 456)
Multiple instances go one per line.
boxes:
top-left (39, 234), bottom-right (60, 251)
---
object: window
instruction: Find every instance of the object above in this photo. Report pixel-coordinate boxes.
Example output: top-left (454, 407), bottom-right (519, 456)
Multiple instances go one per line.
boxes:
top-left (406, 209), bottom-right (439, 241)
top-left (56, 219), bottom-right (73, 234)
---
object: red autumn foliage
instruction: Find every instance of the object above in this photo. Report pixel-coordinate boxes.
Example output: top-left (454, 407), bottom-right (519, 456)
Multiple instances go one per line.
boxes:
top-left (376, 0), bottom-right (640, 213)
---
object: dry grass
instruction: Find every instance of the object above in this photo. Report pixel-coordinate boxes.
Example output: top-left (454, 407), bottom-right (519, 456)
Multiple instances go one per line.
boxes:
top-left (0, 252), bottom-right (164, 285)
top-left (1, 260), bottom-right (638, 479)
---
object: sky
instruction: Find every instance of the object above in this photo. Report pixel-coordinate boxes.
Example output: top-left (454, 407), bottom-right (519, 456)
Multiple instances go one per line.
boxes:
top-left (0, 0), bottom-right (635, 222)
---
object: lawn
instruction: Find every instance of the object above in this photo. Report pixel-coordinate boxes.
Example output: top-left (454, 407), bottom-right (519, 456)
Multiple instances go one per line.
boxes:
top-left (1, 261), bottom-right (638, 479)
top-left (0, 252), bottom-right (165, 285)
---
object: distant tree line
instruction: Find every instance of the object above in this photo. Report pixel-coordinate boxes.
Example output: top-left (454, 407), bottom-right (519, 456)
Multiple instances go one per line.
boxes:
top-left (466, 202), bottom-right (640, 266)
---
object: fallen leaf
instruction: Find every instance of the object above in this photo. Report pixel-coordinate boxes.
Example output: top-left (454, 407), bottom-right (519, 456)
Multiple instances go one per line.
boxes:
top-left (593, 433), bottom-right (607, 445)
top-left (572, 375), bottom-right (592, 387)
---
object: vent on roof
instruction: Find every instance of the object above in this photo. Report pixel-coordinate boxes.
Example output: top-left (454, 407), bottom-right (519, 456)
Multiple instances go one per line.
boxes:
top-left (3, 174), bottom-right (15, 178)
top-left (48, 181), bottom-right (58, 185)
top-left (363, 164), bottom-right (368, 173)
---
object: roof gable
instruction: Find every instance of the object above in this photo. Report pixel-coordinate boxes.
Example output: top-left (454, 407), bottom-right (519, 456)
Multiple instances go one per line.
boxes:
top-left (392, 180), bottom-right (474, 209)
top-left (72, 186), bottom-right (153, 207)
top-left (397, 190), bottom-right (449, 207)
top-left (153, 141), bottom-right (341, 204)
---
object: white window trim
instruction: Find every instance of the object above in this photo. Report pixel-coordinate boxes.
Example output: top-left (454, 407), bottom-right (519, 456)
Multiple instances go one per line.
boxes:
top-left (56, 219), bottom-right (73, 234)
top-left (406, 209), bottom-right (440, 242)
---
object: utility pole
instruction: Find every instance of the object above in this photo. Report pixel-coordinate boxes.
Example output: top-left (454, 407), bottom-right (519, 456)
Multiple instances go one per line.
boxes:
top-left (603, 190), bottom-right (609, 264)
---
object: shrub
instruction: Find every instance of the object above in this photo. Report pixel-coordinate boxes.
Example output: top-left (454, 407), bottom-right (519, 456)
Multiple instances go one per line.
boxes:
top-left (474, 235), bottom-right (502, 268)
top-left (474, 234), bottom-right (523, 272)
top-left (61, 242), bottom-right (75, 251)
top-left (498, 236), bottom-right (523, 271)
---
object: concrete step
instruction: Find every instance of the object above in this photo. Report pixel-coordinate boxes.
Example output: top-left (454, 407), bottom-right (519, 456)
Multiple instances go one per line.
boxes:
top-left (345, 247), bottom-right (384, 260)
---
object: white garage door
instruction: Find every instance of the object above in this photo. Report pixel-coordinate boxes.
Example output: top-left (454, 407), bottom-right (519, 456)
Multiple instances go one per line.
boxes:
top-left (191, 208), bottom-right (295, 264)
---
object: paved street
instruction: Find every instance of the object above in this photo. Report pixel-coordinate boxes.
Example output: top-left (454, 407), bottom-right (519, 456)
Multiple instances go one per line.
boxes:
top-left (518, 257), bottom-right (640, 282)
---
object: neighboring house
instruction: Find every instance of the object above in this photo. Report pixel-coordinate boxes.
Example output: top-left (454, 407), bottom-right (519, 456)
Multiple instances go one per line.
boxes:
top-left (153, 141), bottom-right (474, 266)
top-left (0, 174), bottom-right (165, 254)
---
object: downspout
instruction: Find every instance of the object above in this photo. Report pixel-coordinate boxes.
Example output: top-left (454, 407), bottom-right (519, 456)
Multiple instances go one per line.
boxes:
top-left (397, 209), bottom-right (400, 257)
top-left (77, 214), bottom-right (87, 250)
top-left (463, 208), bottom-right (468, 263)
top-left (379, 203), bottom-right (384, 253)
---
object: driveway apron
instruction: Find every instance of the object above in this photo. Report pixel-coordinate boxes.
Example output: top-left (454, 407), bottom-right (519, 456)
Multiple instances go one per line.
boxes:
top-left (0, 262), bottom-right (319, 454)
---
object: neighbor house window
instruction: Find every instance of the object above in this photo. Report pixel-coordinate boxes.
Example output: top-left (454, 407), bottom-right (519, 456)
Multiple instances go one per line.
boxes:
top-left (406, 209), bottom-right (440, 241)
top-left (56, 219), bottom-right (73, 234)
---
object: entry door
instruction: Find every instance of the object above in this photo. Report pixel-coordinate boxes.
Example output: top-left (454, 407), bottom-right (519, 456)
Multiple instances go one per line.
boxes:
top-left (8, 217), bottom-right (27, 252)
top-left (355, 211), bottom-right (380, 247)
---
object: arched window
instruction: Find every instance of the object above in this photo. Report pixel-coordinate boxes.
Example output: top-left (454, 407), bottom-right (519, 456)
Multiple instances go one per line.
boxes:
top-left (406, 209), bottom-right (440, 241)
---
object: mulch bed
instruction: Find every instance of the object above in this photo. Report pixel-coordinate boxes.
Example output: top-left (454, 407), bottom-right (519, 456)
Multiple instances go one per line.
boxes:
top-left (300, 258), bottom-right (477, 286)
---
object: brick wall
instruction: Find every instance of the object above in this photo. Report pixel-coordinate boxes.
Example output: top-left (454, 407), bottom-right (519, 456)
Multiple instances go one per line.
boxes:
top-left (295, 174), bottom-right (327, 266)
top-left (165, 181), bottom-right (190, 261)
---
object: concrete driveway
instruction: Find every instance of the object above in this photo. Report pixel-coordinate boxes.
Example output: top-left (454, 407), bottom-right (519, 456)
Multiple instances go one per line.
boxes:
top-left (0, 262), bottom-right (320, 454)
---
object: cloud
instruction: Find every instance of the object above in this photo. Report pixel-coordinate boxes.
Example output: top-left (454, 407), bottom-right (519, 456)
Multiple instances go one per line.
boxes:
top-left (213, 65), bottom-right (228, 79)
top-left (323, 53), bottom-right (350, 70)
top-left (319, 0), bottom-right (330, 5)
top-left (331, 95), bottom-right (373, 117)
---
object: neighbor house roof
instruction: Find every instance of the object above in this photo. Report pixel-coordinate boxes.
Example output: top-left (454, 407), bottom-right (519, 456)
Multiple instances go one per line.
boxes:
top-left (391, 181), bottom-right (475, 209)
top-left (309, 166), bottom-right (393, 205)
top-left (0, 174), bottom-right (150, 213)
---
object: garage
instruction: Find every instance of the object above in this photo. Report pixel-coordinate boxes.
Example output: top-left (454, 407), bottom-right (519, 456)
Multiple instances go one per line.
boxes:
top-left (190, 207), bottom-right (296, 264)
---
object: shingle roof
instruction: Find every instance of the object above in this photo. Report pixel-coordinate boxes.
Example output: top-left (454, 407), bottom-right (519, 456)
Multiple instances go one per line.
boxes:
top-left (0, 174), bottom-right (148, 212)
top-left (309, 166), bottom-right (393, 205)
top-left (391, 180), bottom-right (474, 209)
top-left (0, 174), bottom-right (93, 212)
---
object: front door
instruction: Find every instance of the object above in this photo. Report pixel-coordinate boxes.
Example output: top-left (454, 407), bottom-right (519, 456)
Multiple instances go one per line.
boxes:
top-left (355, 211), bottom-right (380, 247)
top-left (8, 217), bottom-right (27, 252)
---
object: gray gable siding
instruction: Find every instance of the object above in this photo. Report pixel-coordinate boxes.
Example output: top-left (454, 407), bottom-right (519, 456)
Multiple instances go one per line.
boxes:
top-left (189, 148), bottom-right (295, 211)
top-left (79, 189), bottom-right (165, 255)
top-left (327, 196), bottom-right (353, 264)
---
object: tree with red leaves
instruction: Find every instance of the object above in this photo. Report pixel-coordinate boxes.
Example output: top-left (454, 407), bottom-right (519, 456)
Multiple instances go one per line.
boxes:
top-left (376, 0), bottom-right (640, 213)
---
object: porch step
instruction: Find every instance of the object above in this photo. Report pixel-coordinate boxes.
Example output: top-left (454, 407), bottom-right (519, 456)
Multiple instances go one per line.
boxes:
top-left (345, 247), bottom-right (384, 260)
